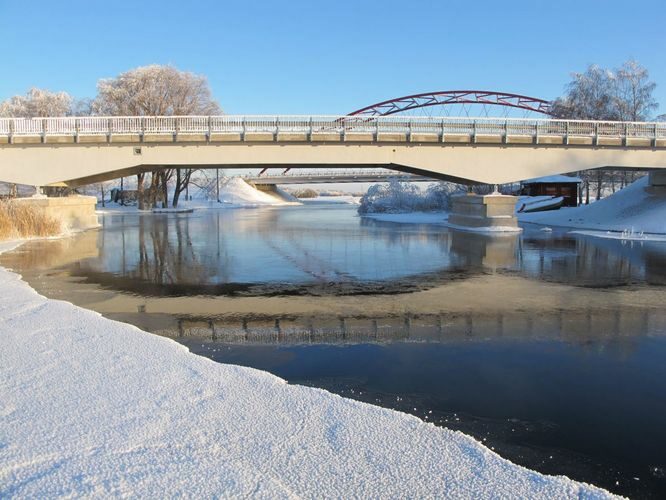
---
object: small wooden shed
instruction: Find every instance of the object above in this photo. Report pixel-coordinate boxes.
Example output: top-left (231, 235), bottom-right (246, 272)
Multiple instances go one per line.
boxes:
top-left (520, 175), bottom-right (582, 207)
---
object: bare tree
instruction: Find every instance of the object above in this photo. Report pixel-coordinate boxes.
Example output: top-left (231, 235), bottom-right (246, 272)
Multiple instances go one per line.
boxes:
top-left (173, 168), bottom-right (196, 208)
top-left (93, 64), bottom-right (221, 209)
top-left (0, 87), bottom-right (73, 118)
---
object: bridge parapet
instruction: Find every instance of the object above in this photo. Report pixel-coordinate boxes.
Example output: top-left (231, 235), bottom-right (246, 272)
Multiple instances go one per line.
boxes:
top-left (1, 116), bottom-right (665, 148)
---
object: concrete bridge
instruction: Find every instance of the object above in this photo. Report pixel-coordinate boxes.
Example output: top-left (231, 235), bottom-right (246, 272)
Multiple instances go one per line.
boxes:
top-left (1, 115), bottom-right (666, 189)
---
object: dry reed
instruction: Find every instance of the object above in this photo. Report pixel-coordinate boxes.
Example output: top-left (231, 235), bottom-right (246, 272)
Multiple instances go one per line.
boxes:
top-left (0, 200), bottom-right (62, 240)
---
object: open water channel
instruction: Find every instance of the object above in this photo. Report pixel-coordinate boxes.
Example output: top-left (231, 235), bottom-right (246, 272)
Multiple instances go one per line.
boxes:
top-left (3, 202), bottom-right (666, 497)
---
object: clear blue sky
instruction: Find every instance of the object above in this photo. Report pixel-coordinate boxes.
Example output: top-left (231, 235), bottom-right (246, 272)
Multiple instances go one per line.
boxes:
top-left (2, 0), bottom-right (665, 116)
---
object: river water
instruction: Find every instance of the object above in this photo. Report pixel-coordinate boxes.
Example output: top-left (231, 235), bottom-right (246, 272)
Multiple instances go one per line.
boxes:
top-left (3, 202), bottom-right (666, 497)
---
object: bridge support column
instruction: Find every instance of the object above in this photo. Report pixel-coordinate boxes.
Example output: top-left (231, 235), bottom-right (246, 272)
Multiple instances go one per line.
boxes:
top-left (647, 171), bottom-right (666, 195)
top-left (448, 194), bottom-right (519, 232)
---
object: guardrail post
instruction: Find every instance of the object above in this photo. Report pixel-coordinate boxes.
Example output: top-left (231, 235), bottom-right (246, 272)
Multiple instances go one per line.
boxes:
top-left (440, 118), bottom-right (445, 142)
top-left (654, 123), bottom-right (658, 148)
top-left (375, 118), bottom-right (379, 141)
top-left (503, 120), bottom-right (507, 144)
top-left (241, 117), bottom-right (246, 141)
top-left (534, 122), bottom-right (539, 145)
top-left (41, 119), bottom-right (46, 143)
top-left (8, 119), bottom-right (13, 144)
top-left (107, 118), bottom-right (112, 142)
top-left (473, 121), bottom-right (477, 143)
top-left (594, 123), bottom-right (599, 146)
top-left (308, 116), bottom-right (313, 142)
top-left (408, 119), bottom-right (412, 142)
top-left (75, 118), bottom-right (80, 143)
top-left (565, 121), bottom-right (569, 145)
top-left (140, 117), bottom-right (145, 142)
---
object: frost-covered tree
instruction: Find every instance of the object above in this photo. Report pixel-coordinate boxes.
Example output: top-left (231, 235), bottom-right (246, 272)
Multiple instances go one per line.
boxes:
top-left (614, 60), bottom-right (658, 121)
top-left (550, 60), bottom-right (658, 121)
top-left (358, 179), bottom-right (465, 214)
top-left (0, 87), bottom-right (73, 118)
top-left (93, 64), bottom-right (222, 209)
top-left (552, 60), bottom-right (658, 202)
top-left (93, 64), bottom-right (221, 116)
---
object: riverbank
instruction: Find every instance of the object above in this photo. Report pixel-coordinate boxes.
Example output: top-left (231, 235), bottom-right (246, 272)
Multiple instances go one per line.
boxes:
top-left (519, 176), bottom-right (666, 235)
top-left (0, 238), bottom-right (615, 498)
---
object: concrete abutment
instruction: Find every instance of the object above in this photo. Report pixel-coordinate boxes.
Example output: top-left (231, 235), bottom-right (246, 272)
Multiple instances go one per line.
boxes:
top-left (448, 194), bottom-right (519, 231)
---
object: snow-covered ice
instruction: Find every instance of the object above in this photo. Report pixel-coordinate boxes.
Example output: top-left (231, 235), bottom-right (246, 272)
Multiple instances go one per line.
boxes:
top-left (0, 240), bottom-right (616, 498)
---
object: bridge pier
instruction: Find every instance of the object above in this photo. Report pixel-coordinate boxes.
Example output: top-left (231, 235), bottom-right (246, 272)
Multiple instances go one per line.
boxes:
top-left (448, 194), bottom-right (519, 232)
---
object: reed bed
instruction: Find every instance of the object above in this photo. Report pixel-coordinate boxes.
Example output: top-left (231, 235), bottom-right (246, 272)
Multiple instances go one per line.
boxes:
top-left (0, 200), bottom-right (62, 240)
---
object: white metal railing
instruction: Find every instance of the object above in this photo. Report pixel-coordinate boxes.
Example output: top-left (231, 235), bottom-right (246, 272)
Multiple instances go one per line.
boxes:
top-left (1, 115), bottom-right (665, 143)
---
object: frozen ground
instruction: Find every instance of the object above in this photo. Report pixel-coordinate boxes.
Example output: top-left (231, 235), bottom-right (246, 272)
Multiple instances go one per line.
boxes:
top-left (519, 176), bottom-right (666, 235)
top-left (0, 240), bottom-right (615, 498)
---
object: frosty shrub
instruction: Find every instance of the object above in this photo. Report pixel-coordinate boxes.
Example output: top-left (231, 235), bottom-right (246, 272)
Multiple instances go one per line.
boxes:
top-left (358, 179), bottom-right (465, 214)
top-left (424, 183), bottom-right (467, 210)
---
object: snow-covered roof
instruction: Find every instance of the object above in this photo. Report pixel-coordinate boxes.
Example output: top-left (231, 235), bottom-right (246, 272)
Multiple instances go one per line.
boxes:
top-left (522, 174), bottom-right (582, 184)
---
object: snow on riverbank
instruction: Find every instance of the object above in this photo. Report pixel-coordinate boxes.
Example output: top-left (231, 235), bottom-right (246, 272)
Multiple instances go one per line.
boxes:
top-left (520, 176), bottom-right (666, 234)
top-left (0, 240), bottom-right (614, 498)
top-left (96, 177), bottom-right (300, 213)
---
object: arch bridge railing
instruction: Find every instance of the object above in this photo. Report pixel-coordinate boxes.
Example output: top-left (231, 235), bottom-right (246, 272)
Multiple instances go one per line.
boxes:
top-left (0, 116), bottom-right (665, 146)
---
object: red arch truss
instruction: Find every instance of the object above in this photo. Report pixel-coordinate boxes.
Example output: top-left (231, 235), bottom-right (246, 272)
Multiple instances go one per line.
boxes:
top-left (348, 90), bottom-right (552, 116)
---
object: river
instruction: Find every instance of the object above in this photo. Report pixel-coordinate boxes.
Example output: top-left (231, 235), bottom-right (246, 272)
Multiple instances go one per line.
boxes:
top-left (2, 202), bottom-right (666, 497)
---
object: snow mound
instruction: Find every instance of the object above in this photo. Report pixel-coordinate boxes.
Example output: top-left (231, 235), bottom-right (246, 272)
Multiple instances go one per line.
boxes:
top-left (218, 177), bottom-right (294, 206)
top-left (0, 241), bottom-right (614, 498)
top-left (520, 176), bottom-right (666, 234)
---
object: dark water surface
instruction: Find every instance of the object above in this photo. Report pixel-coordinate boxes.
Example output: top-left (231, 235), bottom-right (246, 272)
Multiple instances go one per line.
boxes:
top-left (3, 203), bottom-right (666, 498)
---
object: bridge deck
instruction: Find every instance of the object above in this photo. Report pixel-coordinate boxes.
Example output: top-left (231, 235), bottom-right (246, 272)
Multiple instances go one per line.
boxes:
top-left (1, 115), bottom-right (665, 147)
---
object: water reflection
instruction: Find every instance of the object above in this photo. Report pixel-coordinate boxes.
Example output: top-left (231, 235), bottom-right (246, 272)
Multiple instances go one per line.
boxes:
top-left (4, 207), bottom-right (666, 297)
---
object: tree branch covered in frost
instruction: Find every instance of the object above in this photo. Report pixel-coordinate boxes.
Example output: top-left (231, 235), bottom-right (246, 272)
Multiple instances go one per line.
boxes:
top-left (358, 180), bottom-right (465, 214)
top-left (0, 88), bottom-right (73, 118)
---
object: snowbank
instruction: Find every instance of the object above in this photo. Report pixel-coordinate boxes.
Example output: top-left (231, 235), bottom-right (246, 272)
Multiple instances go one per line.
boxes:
top-left (520, 176), bottom-right (666, 234)
top-left (0, 242), bottom-right (614, 497)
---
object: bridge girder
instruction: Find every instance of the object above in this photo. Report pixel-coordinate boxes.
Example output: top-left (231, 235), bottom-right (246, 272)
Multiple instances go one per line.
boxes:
top-left (1, 142), bottom-right (664, 188)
